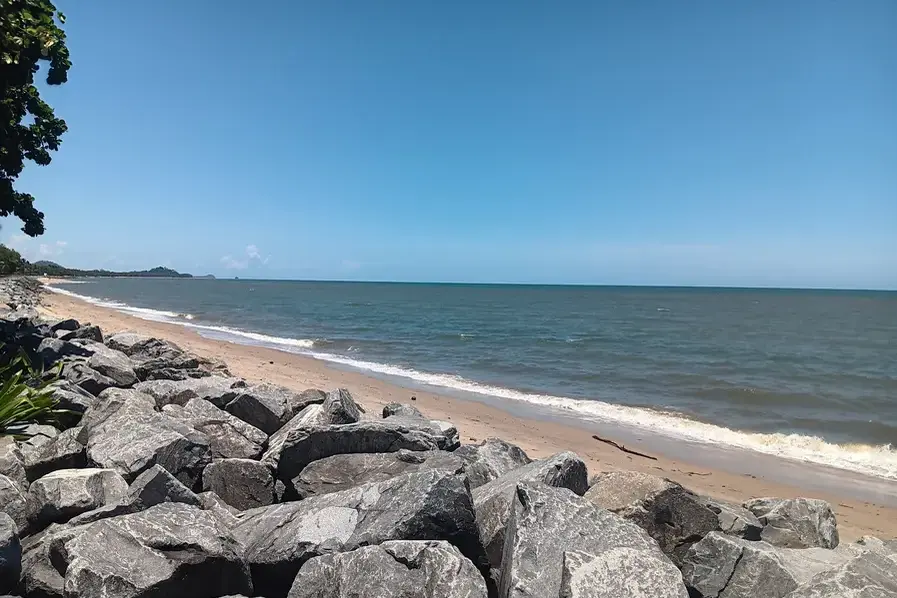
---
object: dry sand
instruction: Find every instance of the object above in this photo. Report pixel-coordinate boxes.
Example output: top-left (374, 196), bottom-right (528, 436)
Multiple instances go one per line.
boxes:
top-left (39, 286), bottom-right (897, 541)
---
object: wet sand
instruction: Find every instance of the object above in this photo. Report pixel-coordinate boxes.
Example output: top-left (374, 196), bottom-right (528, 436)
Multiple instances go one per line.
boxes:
top-left (39, 286), bottom-right (897, 540)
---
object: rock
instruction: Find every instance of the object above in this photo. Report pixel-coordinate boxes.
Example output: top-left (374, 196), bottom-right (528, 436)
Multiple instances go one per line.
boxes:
top-left (382, 402), bottom-right (423, 418)
top-left (234, 469), bottom-right (488, 598)
top-left (15, 424), bottom-right (59, 452)
top-left (584, 471), bottom-right (719, 567)
top-left (262, 419), bottom-right (459, 482)
top-left (59, 324), bottom-right (103, 343)
top-left (105, 331), bottom-right (183, 361)
top-left (288, 540), bottom-right (488, 598)
top-left (50, 318), bottom-right (80, 332)
top-left (23, 503), bottom-right (252, 598)
top-left (86, 388), bottom-right (211, 488)
top-left (0, 438), bottom-right (27, 490)
top-left (127, 463), bottom-right (202, 510)
top-left (86, 343), bottom-right (138, 387)
top-left (202, 459), bottom-right (275, 511)
top-left (455, 438), bottom-right (532, 489)
top-left (785, 551), bottom-right (897, 597)
top-left (498, 483), bottom-right (667, 598)
top-left (134, 377), bottom-right (247, 408)
top-left (292, 449), bottom-right (466, 498)
top-left (196, 491), bottom-right (241, 527)
top-left (36, 337), bottom-right (91, 365)
top-left (25, 468), bottom-right (128, 529)
top-left (225, 383), bottom-right (321, 434)
top-left (682, 531), bottom-right (859, 598)
top-left (472, 451), bottom-right (588, 568)
top-left (60, 360), bottom-right (119, 395)
top-left (176, 398), bottom-right (268, 460)
top-left (0, 513), bottom-right (20, 595)
top-left (320, 388), bottom-right (363, 424)
top-left (705, 496), bottom-right (763, 540)
top-left (745, 497), bottom-right (839, 549)
top-left (560, 548), bottom-right (688, 598)
top-left (45, 380), bottom-right (96, 418)
top-left (0, 475), bottom-right (27, 531)
top-left (22, 427), bottom-right (86, 482)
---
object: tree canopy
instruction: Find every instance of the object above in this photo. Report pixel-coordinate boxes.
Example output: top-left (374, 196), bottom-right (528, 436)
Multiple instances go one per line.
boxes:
top-left (1, 0), bottom-right (71, 236)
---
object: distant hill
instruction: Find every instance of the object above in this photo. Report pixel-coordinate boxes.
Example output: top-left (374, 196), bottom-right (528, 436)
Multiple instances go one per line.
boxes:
top-left (30, 262), bottom-right (193, 278)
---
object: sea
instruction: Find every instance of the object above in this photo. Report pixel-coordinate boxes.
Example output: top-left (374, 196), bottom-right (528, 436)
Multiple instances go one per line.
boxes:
top-left (47, 279), bottom-right (897, 481)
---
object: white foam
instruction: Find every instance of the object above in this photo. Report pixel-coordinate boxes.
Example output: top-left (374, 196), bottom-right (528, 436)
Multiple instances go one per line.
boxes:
top-left (45, 283), bottom-right (897, 481)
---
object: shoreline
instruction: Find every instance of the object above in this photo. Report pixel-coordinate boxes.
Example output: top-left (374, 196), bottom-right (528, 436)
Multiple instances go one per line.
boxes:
top-left (38, 284), bottom-right (897, 540)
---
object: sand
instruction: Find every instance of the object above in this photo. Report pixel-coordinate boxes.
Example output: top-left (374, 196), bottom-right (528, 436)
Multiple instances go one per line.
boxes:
top-left (38, 286), bottom-right (897, 541)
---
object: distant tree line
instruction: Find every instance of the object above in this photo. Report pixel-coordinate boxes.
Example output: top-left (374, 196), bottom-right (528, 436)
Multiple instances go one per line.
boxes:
top-left (0, 245), bottom-right (192, 278)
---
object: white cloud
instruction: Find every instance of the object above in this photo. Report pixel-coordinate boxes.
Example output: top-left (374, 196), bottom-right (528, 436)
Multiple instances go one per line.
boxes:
top-left (39, 240), bottom-right (67, 257)
top-left (5, 236), bottom-right (68, 261)
top-left (221, 244), bottom-right (269, 270)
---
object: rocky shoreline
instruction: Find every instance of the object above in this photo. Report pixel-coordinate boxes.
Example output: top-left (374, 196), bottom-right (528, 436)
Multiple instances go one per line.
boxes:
top-left (0, 277), bottom-right (894, 598)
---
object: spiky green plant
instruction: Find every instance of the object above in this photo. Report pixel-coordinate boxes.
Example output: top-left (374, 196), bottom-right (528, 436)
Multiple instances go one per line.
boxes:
top-left (0, 350), bottom-right (63, 437)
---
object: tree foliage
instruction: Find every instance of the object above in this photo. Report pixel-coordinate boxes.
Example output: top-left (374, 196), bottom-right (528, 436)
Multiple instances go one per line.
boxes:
top-left (0, 0), bottom-right (71, 236)
top-left (0, 243), bottom-right (24, 274)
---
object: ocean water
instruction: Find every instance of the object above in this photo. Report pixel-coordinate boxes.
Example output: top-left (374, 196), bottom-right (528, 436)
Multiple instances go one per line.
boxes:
top-left (48, 279), bottom-right (897, 479)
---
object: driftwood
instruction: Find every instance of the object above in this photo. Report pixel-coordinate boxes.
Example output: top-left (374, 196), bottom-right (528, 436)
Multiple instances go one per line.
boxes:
top-left (591, 434), bottom-right (657, 461)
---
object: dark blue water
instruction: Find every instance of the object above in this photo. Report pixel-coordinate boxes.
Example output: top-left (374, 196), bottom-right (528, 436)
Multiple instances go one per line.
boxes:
top-left (50, 279), bottom-right (897, 479)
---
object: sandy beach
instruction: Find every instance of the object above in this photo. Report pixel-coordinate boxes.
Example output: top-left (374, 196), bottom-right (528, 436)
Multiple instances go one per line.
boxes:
top-left (39, 284), bottom-right (897, 541)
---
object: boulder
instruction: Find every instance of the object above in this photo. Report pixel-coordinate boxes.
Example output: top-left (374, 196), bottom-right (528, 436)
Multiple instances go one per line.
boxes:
top-left (176, 398), bottom-right (268, 460)
top-left (86, 388), bottom-right (211, 488)
top-left (59, 324), bottom-right (103, 343)
top-left (25, 468), bottom-right (128, 529)
top-left (320, 388), bottom-right (363, 424)
top-left (682, 531), bottom-right (859, 598)
top-left (196, 491), bottom-right (241, 527)
top-left (105, 331), bottom-right (183, 361)
top-left (498, 483), bottom-right (667, 598)
top-left (0, 475), bottom-right (27, 531)
top-left (45, 380), bottom-right (96, 419)
top-left (745, 497), bottom-right (839, 549)
top-left (0, 513), bottom-right (20, 595)
top-left (455, 438), bottom-right (532, 489)
top-left (584, 471), bottom-right (719, 566)
top-left (50, 318), bottom-right (80, 332)
top-left (560, 548), bottom-right (688, 598)
top-left (36, 337), bottom-right (91, 365)
top-left (22, 426), bottom-right (86, 482)
top-left (234, 469), bottom-right (488, 598)
top-left (292, 449), bottom-right (466, 498)
top-left (225, 383), bottom-right (322, 434)
top-left (705, 497), bottom-right (763, 540)
top-left (134, 377), bottom-right (247, 408)
top-left (60, 360), bottom-right (119, 396)
top-left (262, 419), bottom-right (458, 482)
top-left (382, 402), bottom-right (423, 418)
top-left (22, 503), bottom-right (252, 598)
top-left (785, 551), bottom-right (897, 597)
top-left (288, 540), bottom-right (488, 598)
top-left (202, 459), bottom-right (275, 511)
top-left (472, 452), bottom-right (588, 568)
top-left (86, 343), bottom-right (138, 387)
top-left (15, 424), bottom-right (59, 452)
top-left (0, 438), bottom-right (27, 490)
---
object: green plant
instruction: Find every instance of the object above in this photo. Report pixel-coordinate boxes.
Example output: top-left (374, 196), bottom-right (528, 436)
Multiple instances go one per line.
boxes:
top-left (0, 350), bottom-right (63, 437)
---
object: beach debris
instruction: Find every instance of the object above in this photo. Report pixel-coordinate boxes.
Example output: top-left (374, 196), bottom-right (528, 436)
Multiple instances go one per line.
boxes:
top-left (591, 433), bottom-right (657, 460)
top-left (288, 540), bottom-right (488, 598)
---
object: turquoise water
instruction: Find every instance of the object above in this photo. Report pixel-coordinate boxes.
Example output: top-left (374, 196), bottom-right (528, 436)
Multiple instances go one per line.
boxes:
top-left (49, 279), bottom-right (897, 479)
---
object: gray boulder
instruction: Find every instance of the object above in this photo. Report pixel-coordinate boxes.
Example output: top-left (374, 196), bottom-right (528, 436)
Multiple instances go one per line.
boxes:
top-left (498, 483), bottom-right (667, 598)
top-left (682, 531), bottom-right (859, 598)
top-left (86, 388), bottom-right (211, 488)
top-left (23, 503), bottom-right (252, 598)
top-left (59, 324), bottom-right (103, 343)
top-left (472, 451), bottom-right (588, 568)
top-left (176, 398), bottom-right (268, 460)
top-left (745, 497), bottom-right (839, 549)
top-left (26, 468), bottom-right (128, 529)
top-left (0, 513), bottom-right (20, 595)
top-left (785, 551), bottom-right (897, 597)
top-left (22, 426), bottom-right (86, 482)
top-left (292, 449), bottom-right (466, 498)
top-left (196, 491), bottom-right (241, 527)
top-left (45, 380), bottom-right (96, 418)
top-left (50, 318), bottom-right (79, 332)
top-left (105, 331), bottom-right (183, 361)
top-left (0, 475), bottom-right (27, 531)
top-left (0, 438), bottom-right (27, 490)
top-left (86, 343), bottom-right (138, 387)
top-left (288, 540), bottom-right (488, 598)
top-left (705, 496), bottom-right (763, 540)
top-left (262, 419), bottom-right (458, 482)
top-left (455, 438), bottom-right (531, 489)
top-left (134, 376), bottom-right (247, 408)
top-left (60, 360), bottom-right (119, 396)
top-left (36, 337), bottom-right (91, 365)
top-left (225, 383), bottom-right (322, 434)
top-left (382, 402), bottom-right (424, 418)
top-left (202, 459), bottom-right (275, 511)
top-left (320, 388), bottom-right (363, 424)
top-left (15, 424), bottom-right (59, 452)
top-left (234, 469), bottom-right (488, 598)
top-left (584, 470), bottom-right (719, 567)
top-left (560, 548), bottom-right (688, 598)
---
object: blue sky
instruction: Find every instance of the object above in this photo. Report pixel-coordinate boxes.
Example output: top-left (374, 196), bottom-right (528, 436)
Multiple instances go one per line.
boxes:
top-left (3, 1), bottom-right (895, 288)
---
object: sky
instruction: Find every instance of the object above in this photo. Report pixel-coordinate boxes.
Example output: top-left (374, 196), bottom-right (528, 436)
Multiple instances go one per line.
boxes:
top-left (3, 1), bottom-right (896, 288)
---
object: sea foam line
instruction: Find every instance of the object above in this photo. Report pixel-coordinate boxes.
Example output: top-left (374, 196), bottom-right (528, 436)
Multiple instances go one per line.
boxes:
top-left (45, 283), bottom-right (897, 481)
